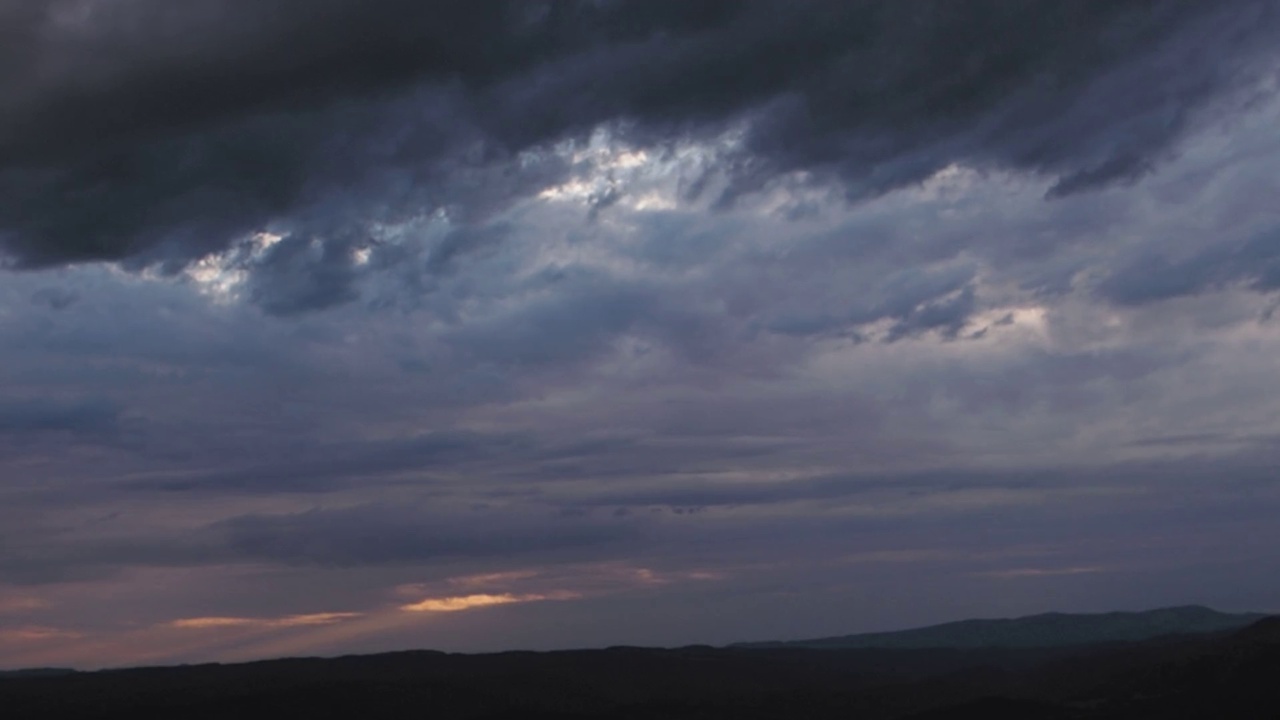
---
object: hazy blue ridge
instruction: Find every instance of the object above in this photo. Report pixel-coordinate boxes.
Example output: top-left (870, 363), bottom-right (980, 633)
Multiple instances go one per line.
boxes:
top-left (731, 606), bottom-right (1268, 650)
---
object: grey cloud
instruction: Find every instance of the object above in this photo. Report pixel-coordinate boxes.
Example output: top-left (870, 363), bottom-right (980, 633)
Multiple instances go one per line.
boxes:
top-left (0, 0), bottom-right (1273, 315)
top-left (216, 502), bottom-right (640, 568)
top-left (884, 285), bottom-right (979, 342)
top-left (563, 453), bottom-right (1280, 516)
top-left (424, 224), bottom-right (511, 276)
top-left (562, 450), bottom-right (1280, 515)
top-left (245, 233), bottom-right (364, 316)
top-left (766, 263), bottom-right (980, 340)
top-left (0, 493), bottom-right (638, 584)
top-left (5, 443), bottom-right (1280, 592)
top-left (29, 286), bottom-right (78, 310)
top-left (124, 431), bottom-right (536, 494)
top-left (4, 270), bottom-right (290, 376)
top-left (446, 273), bottom-right (654, 369)
top-left (0, 507), bottom-right (226, 585)
top-left (1124, 432), bottom-right (1236, 449)
top-left (0, 534), bottom-right (221, 586)
top-left (1099, 227), bottom-right (1280, 306)
top-left (918, 348), bottom-right (1166, 417)
top-left (0, 397), bottom-right (122, 438)
top-left (559, 469), bottom-right (1040, 513)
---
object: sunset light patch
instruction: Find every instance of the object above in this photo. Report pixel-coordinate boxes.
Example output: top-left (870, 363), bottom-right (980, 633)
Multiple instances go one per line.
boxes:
top-left (400, 592), bottom-right (580, 613)
top-left (169, 613), bottom-right (362, 630)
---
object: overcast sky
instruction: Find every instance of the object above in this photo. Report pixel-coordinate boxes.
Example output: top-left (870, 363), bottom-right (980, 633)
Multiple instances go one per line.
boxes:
top-left (3, 0), bottom-right (1280, 670)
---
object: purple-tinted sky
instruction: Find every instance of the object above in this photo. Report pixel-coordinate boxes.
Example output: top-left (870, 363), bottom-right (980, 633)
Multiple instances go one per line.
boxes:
top-left (3, 1), bottom-right (1280, 670)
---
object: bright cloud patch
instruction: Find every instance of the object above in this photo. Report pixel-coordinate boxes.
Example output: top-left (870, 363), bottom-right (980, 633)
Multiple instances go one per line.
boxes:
top-left (400, 592), bottom-right (580, 614)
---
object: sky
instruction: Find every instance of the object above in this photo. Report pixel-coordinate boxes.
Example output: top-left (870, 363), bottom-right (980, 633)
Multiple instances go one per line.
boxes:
top-left (2, 0), bottom-right (1280, 670)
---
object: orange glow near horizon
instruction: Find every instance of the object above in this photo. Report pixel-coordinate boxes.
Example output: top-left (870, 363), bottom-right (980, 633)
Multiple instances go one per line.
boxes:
top-left (0, 563), bottom-right (720, 669)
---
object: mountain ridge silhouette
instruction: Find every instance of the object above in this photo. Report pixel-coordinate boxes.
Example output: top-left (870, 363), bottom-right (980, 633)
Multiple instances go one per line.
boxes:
top-left (731, 605), bottom-right (1267, 650)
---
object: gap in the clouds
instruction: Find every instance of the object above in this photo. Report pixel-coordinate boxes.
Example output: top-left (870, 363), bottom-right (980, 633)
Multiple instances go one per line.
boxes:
top-left (183, 231), bottom-right (283, 303)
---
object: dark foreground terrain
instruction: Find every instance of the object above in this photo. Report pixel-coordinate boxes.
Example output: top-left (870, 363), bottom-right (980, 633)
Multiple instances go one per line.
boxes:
top-left (3, 617), bottom-right (1277, 719)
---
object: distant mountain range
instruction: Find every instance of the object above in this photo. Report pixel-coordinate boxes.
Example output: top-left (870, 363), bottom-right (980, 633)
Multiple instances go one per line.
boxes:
top-left (731, 605), bottom-right (1268, 650)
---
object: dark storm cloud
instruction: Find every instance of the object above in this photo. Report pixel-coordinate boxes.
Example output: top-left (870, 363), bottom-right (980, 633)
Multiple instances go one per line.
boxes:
top-left (2, 0), bottom-right (1275, 314)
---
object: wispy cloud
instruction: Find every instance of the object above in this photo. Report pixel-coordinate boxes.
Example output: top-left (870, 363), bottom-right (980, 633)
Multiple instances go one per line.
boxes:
top-left (977, 566), bottom-right (1107, 579)
top-left (446, 570), bottom-right (542, 589)
top-left (0, 626), bottom-right (82, 642)
top-left (168, 612), bottom-right (362, 630)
